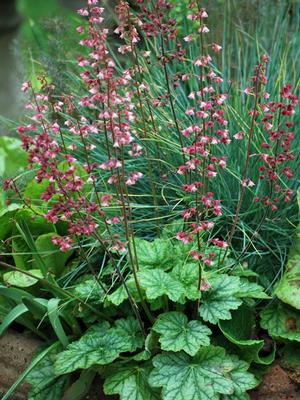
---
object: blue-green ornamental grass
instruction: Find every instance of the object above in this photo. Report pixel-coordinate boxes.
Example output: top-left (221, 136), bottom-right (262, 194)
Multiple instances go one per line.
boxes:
top-left (0, 1), bottom-right (299, 399)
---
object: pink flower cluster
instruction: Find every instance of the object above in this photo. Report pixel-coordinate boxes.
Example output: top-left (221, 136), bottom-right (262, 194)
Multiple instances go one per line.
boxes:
top-left (10, 1), bottom-right (146, 253)
top-left (255, 83), bottom-right (298, 210)
top-left (174, 4), bottom-right (229, 261)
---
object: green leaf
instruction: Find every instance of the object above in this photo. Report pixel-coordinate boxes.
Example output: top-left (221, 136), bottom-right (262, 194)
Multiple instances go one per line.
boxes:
top-left (3, 269), bottom-right (43, 287)
top-left (104, 364), bottom-right (160, 400)
top-left (149, 346), bottom-right (237, 400)
top-left (133, 238), bottom-right (173, 269)
top-left (0, 136), bottom-right (27, 178)
top-left (47, 299), bottom-right (69, 347)
top-left (23, 178), bottom-right (50, 207)
top-left (72, 275), bottom-right (105, 303)
top-left (54, 320), bottom-right (140, 375)
top-left (171, 262), bottom-right (199, 301)
top-left (0, 203), bottom-right (21, 240)
top-left (274, 218), bottom-right (300, 309)
top-left (260, 301), bottom-right (300, 342)
top-left (11, 209), bottom-right (55, 269)
top-left (219, 305), bottom-right (275, 365)
top-left (27, 344), bottom-right (68, 400)
top-left (236, 279), bottom-right (270, 299)
top-left (138, 269), bottom-right (185, 302)
top-left (199, 274), bottom-right (242, 324)
top-left (114, 317), bottom-right (144, 352)
top-left (0, 303), bottom-right (28, 336)
top-left (107, 278), bottom-right (139, 306)
top-left (153, 312), bottom-right (211, 356)
top-left (221, 357), bottom-right (257, 400)
top-left (61, 370), bottom-right (96, 400)
top-left (33, 233), bottom-right (72, 276)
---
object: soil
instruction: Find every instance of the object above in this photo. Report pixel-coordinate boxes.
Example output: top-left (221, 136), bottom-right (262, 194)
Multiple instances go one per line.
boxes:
top-left (0, 330), bottom-right (299, 400)
top-left (0, 329), bottom-right (41, 400)
top-left (250, 362), bottom-right (300, 400)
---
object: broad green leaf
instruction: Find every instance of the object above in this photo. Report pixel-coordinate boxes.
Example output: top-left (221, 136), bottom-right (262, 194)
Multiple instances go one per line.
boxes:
top-left (232, 266), bottom-right (258, 278)
top-left (0, 203), bottom-right (21, 240)
top-left (219, 305), bottom-right (275, 365)
top-left (260, 301), bottom-right (300, 342)
top-left (138, 269), bottom-right (185, 302)
top-left (23, 178), bottom-right (50, 207)
top-left (60, 370), bottom-right (96, 400)
top-left (236, 279), bottom-right (270, 299)
top-left (54, 320), bottom-right (141, 374)
top-left (171, 262), bottom-right (199, 301)
top-left (3, 269), bottom-right (43, 287)
top-left (274, 216), bottom-right (300, 309)
top-left (11, 209), bottom-right (55, 269)
top-left (115, 317), bottom-right (144, 352)
top-left (33, 233), bottom-right (72, 276)
top-left (133, 238), bottom-right (173, 269)
top-left (153, 312), bottom-right (211, 356)
top-left (199, 274), bottom-right (242, 324)
top-left (104, 364), bottom-right (160, 400)
top-left (221, 357), bottom-right (257, 400)
top-left (14, 209), bottom-right (55, 235)
top-left (162, 220), bottom-right (184, 238)
top-left (149, 346), bottom-right (236, 400)
top-left (72, 275), bottom-right (105, 303)
top-left (133, 331), bottom-right (159, 361)
top-left (27, 344), bottom-right (67, 400)
top-left (107, 278), bottom-right (140, 306)
top-left (0, 136), bottom-right (27, 178)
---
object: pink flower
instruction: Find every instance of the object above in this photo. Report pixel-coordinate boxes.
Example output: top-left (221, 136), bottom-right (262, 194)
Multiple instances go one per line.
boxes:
top-left (176, 231), bottom-right (193, 245)
top-left (111, 240), bottom-right (127, 253)
top-left (52, 236), bottom-right (73, 252)
top-left (183, 34), bottom-right (193, 42)
top-left (243, 87), bottom-right (253, 95)
top-left (106, 216), bottom-right (121, 225)
top-left (211, 238), bottom-right (228, 248)
top-left (77, 8), bottom-right (89, 16)
top-left (101, 194), bottom-right (113, 207)
top-left (126, 172), bottom-right (143, 186)
top-left (21, 81), bottom-right (31, 92)
top-left (198, 25), bottom-right (209, 33)
top-left (211, 43), bottom-right (222, 52)
top-left (233, 132), bottom-right (243, 140)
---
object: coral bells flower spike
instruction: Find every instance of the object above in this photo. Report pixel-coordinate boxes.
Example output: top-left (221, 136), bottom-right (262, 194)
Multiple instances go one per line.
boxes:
top-left (52, 236), bottom-right (73, 252)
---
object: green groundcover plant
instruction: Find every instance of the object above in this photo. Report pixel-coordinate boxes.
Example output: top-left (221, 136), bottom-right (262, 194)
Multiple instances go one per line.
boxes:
top-left (0, 0), bottom-right (299, 399)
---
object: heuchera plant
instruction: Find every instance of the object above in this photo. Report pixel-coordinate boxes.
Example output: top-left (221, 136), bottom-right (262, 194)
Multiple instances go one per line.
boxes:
top-left (1, 0), bottom-right (298, 399)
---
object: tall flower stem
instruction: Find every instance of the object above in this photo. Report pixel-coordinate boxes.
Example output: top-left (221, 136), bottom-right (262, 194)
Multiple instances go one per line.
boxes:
top-left (222, 66), bottom-right (261, 263)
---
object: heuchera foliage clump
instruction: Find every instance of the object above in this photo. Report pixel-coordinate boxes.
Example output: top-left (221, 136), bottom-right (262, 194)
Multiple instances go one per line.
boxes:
top-left (1, 0), bottom-right (298, 399)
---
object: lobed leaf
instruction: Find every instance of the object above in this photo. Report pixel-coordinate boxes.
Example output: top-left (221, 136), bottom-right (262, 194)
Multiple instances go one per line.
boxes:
top-left (153, 311), bottom-right (211, 356)
top-left (260, 301), bottom-right (300, 342)
top-left (138, 269), bottom-right (185, 302)
top-left (199, 274), bottom-right (242, 324)
top-left (104, 364), bottom-right (160, 400)
top-left (149, 346), bottom-right (238, 400)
